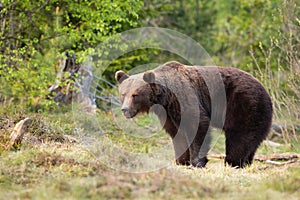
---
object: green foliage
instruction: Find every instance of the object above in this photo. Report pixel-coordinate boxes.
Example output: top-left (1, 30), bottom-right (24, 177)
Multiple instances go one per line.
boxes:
top-left (0, 45), bottom-right (54, 104)
top-left (145, 0), bottom-right (286, 69)
top-left (0, 0), bottom-right (143, 107)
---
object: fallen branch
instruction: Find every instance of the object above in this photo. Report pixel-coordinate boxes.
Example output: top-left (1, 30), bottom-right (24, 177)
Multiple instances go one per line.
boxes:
top-left (265, 159), bottom-right (298, 166)
top-left (209, 154), bottom-right (225, 160)
top-left (254, 153), bottom-right (299, 162)
top-left (208, 153), bottom-right (299, 166)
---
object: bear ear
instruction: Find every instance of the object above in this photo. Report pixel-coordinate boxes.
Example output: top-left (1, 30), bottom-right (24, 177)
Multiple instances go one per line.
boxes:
top-left (115, 70), bottom-right (129, 84)
top-left (143, 71), bottom-right (155, 84)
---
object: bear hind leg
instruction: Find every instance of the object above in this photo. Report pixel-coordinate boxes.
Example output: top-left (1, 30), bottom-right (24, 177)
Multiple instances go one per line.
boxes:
top-left (244, 151), bottom-right (256, 166)
top-left (224, 135), bottom-right (249, 168)
top-left (225, 131), bottom-right (262, 168)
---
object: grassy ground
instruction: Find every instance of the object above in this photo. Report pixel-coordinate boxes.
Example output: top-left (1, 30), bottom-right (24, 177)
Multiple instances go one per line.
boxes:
top-left (0, 107), bottom-right (299, 200)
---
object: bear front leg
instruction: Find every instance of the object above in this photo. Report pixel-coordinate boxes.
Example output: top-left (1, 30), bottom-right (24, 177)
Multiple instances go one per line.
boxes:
top-left (163, 117), bottom-right (190, 165)
top-left (189, 125), bottom-right (211, 168)
top-left (172, 134), bottom-right (190, 166)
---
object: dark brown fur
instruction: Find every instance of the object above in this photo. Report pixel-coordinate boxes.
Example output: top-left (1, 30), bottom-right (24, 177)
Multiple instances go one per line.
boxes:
top-left (115, 61), bottom-right (273, 168)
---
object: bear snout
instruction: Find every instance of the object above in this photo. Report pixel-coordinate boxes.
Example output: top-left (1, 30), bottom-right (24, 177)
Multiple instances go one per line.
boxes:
top-left (121, 107), bottom-right (129, 113)
top-left (121, 107), bottom-right (136, 118)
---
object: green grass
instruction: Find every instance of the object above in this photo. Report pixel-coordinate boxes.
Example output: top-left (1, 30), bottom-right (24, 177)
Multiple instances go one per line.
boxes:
top-left (0, 108), bottom-right (299, 199)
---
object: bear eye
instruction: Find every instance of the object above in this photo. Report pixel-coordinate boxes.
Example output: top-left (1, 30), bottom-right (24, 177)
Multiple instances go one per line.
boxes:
top-left (132, 94), bottom-right (139, 98)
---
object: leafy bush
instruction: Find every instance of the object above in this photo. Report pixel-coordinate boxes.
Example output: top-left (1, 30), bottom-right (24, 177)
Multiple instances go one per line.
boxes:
top-left (0, 0), bottom-right (143, 107)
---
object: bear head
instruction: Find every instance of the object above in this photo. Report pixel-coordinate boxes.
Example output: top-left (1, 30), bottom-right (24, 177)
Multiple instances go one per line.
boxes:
top-left (115, 70), bottom-right (157, 118)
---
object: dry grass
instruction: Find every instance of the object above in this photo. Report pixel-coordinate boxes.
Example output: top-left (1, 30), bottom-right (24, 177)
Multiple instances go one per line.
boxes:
top-left (0, 141), bottom-right (299, 200)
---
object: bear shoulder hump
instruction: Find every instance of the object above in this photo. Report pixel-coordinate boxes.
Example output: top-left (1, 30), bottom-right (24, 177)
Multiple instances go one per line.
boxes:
top-left (162, 61), bottom-right (185, 71)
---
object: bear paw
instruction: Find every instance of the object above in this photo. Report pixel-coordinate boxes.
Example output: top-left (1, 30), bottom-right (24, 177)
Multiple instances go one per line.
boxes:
top-left (176, 158), bottom-right (190, 166)
top-left (191, 157), bottom-right (208, 168)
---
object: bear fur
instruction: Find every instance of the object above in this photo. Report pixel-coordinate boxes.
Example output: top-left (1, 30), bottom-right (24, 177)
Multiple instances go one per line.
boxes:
top-left (115, 61), bottom-right (273, 168)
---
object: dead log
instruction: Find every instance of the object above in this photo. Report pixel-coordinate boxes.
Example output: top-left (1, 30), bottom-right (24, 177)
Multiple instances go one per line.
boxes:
top-left (254, 153), bottom-right (299, 162)
top-left (208, 153), bottom-right (299, 166)
top-left (48, 52), bottom-right (97, 113)
top-left (7, 118), bottom-right (31, 150)
top-left (265, 159), bottom-right (298, 166)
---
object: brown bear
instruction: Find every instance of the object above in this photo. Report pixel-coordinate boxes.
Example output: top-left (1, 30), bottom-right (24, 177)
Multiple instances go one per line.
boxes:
top-left (115, 61), bottom-right (273, 168)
